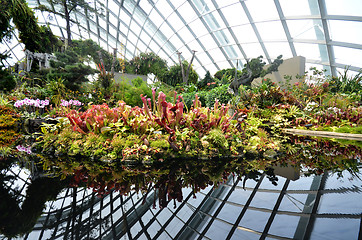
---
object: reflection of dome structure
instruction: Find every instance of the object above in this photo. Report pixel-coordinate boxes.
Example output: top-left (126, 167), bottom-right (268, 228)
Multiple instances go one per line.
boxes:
top-left (2, 0), bottom-right (362, 77)
top-left (1, 164), bottom-right (362, 239)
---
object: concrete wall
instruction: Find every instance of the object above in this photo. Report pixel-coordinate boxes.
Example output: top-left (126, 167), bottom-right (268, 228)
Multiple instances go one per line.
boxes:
top-left (252, 56), bottom-right (306, 89)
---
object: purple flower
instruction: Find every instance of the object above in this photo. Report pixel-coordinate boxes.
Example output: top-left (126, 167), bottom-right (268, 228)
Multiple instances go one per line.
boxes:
top-left (60, 99), bottom-right (69, 107)
top-left (60, 99), bottom-right (83, 107)
top-left (25, 147), bottom-right (32, 154)
top-left (14, 100), bottom-right (23, 107)
top-left (40, 100), bottom-right (50, 107)
top-left (14, 98), bottom-right (50, 108)
top-left (16, 145), bottom-right (32, 154)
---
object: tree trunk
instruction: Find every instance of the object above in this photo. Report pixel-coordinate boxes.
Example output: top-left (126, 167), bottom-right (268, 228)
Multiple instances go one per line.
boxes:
top-left (185, 50), bottom-right (196, 85)
top-left (111, 48), bottom-right (117, 75)
top-left (63, 0), bottom-right (72, 46)
top-left (177, 52), bottom-right (186, 84)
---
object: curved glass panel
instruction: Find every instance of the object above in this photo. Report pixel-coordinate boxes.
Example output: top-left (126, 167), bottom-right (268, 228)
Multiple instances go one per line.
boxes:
top-left (1, 0), bottom-right (361, 76)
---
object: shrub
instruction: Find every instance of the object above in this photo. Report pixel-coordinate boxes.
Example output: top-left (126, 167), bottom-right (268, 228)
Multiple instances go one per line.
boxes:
top-left (124, 52), bottom-right (167, 79)
top-left (110, 77), bottom-right (152, 107)
top-left (159, 61), bottom-right (198, 86)
top-left (0, 106), bottom-right (20, 147)
top-left (181, 91), bottom-right (207, 109)
top-left (181, 84), bottom-right (232, 109)
top-left (205, 84), bottom-right (232, 108)
top-left (214, 68), bottom-right (243, 82)
top-left (0, 70), bottom-right (16, 92)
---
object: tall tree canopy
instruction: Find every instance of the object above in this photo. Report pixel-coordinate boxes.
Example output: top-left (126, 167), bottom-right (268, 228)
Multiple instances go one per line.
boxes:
top-left (159, 61), bottom-right (198, 87)
top-left (0, 0), bottom-right (12, 65)
top-left (36, 0), bottom-right (104, 46)
top-left (0, 0), bottom-right (12, 43)
top-left (124, 52), bottom-right (168, 79)
top-left (243, 55), bottom-right (284, 81)
top-left (0, 0), bottom-right (59, 56)
top-left (72, 39), bottom-right (121, 71)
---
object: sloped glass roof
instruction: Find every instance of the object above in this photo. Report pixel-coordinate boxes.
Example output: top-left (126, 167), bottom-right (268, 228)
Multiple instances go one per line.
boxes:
top-left (2, 0), bottom-right (362, 77)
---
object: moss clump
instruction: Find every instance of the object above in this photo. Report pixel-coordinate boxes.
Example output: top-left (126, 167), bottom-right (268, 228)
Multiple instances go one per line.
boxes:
top-left (124, 135), bottom-right (142, 148)
top-left (336, 125), bottom-right (362, 134)
top-left (111, 134), bottom-right (127, 151)
top-left (69, 140), bottom-right (83, 156)
top-left (150, 139), bottom-right (169, 149)
top-left (207, 129), bottom-right (228, 149)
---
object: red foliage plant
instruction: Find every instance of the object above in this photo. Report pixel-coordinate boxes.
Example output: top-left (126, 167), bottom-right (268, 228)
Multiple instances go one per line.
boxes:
top-left (67, 92), bottom-right (236, 152)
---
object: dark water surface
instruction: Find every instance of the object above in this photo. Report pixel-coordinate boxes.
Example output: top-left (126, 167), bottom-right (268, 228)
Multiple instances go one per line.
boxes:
top-left (1, 165), bottom-right (362, 239)
top-left (1, 138), bottom-right (362, 240)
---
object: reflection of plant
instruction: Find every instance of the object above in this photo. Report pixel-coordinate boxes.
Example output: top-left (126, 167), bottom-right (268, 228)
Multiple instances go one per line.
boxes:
top-left (281, 136), bottom-right (361, 176)
top-left (0, 172), bottom-right (66, 238)
top-left (36, 132), bottom-right (362, 211)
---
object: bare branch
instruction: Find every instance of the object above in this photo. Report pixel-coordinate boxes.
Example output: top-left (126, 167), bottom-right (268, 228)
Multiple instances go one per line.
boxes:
top-left (68, 4), bottom-right (78, 14)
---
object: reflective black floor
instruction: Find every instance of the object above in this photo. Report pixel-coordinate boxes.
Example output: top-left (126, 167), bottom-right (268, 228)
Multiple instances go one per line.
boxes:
top-left (1, 163), bottom-right (362, 240)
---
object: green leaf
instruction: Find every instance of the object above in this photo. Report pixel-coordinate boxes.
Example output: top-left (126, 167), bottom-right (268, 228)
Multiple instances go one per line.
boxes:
top-left (101, 126), bottom-right (112, 133)
top-left (86, 121), bottom-right (92, 132)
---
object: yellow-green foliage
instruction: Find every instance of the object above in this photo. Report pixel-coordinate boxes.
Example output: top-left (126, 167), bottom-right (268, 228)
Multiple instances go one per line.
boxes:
top-left (324, 94), bottom-right (352, 109)
top-left (0, 129), bottom-right (19, 147)
top-left (0, 106), bottom-right (20, 147)
top-left (111, 134), bottom-right (127, 152)
top-left (58, 128), bottom-right (82, 142)
top-left (79, 133), bottom-right (112, 157)
top-left (207, 129), bottom-right (228, 149)
top-left (0, 115), bottom-right (18, 128)
top-left (124, 134), bottom-right (142, 148)
top-left (45, 128), bottom-right (82, 153)
top-left (69, 139), bottom-right (83, 156)
top-left (83, 133), bottom-right (107, 157)
top-left (0, 106), bottom-right (19, 124)
top-left (336, 125), bottom-right (362, 134)
top-left (84, 133), bottom-right (100, 149)
top-left (150, 138), bottom-right (169, 149)
top-left (112, 134), bottom-right (146, 150)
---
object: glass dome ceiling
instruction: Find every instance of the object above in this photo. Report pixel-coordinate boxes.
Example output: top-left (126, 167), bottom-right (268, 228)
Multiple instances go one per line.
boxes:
top-left (2, 0), bottom-right (362, 78)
